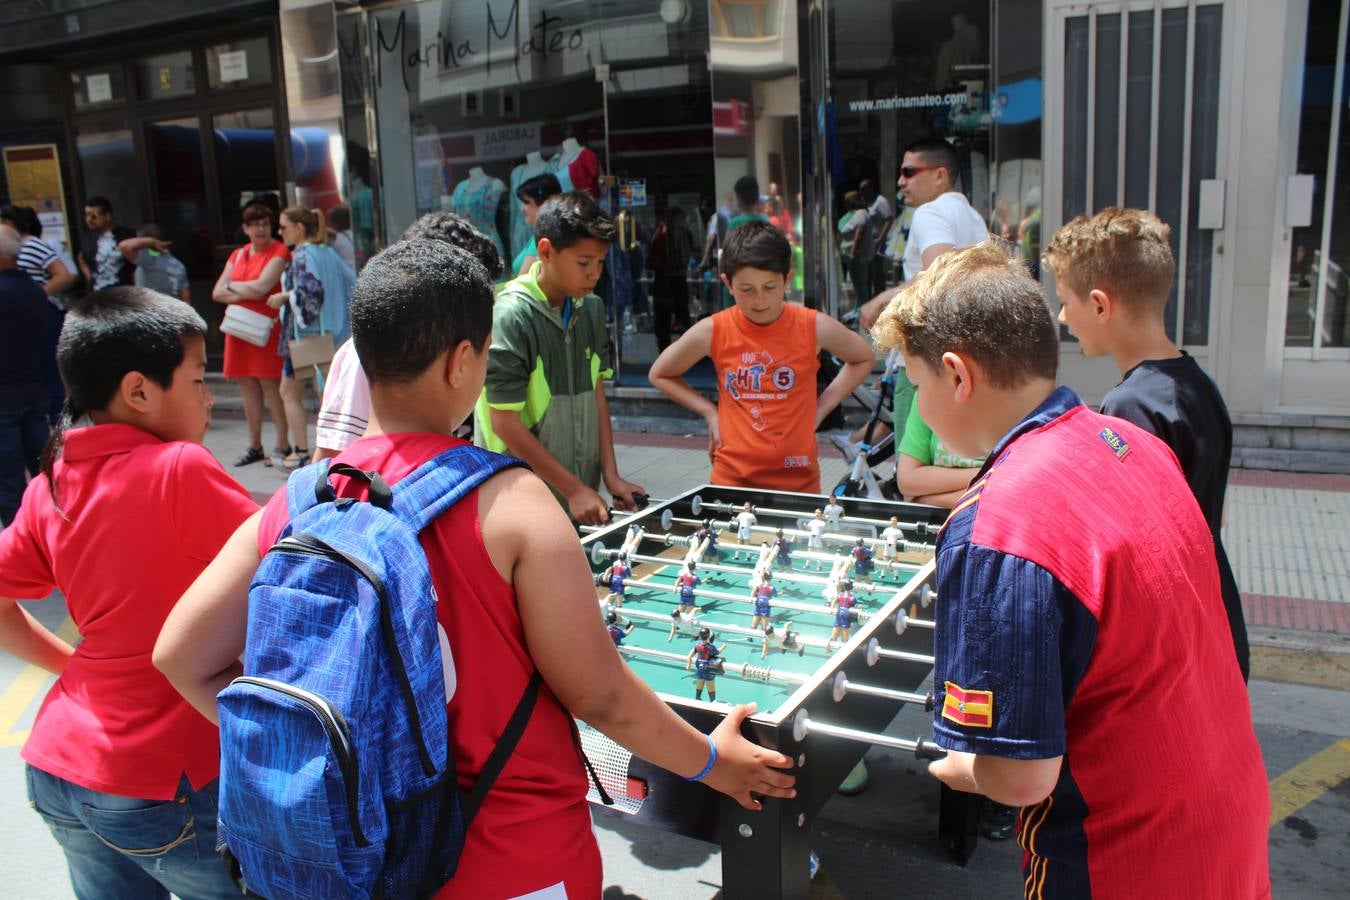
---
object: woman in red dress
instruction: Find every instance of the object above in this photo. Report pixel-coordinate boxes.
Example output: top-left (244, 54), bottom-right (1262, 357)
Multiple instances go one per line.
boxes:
top-left (211, 202), bottom-right (291, 466)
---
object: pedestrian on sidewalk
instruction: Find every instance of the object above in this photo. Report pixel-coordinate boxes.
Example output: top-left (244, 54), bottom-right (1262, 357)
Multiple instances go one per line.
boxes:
top-left (0, 224), bottom-right (50, 526)
top-left (269, 205), bottom-right (354, 470)
top-left (212, 202), bottom-right (290, 468)
top-left (0, 286), bottom-right (256, 899)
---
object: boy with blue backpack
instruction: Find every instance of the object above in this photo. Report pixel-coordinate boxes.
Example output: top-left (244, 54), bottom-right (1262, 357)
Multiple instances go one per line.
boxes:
top-left (0, 287), bottom-right (256, 899)
top-left (155, 239), bottom-right (796, 898)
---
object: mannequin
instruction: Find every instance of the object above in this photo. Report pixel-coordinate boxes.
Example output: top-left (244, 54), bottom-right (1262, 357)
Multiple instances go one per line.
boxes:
top-left (451, 165), bottom-right (507, 261)
top-left (556, 136), bottom-right (600, 198)
top-left (509, 150), bottom-right (550, 261)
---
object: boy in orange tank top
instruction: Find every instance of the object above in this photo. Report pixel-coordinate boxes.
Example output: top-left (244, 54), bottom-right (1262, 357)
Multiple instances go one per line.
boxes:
top-left (649, 222), bottom-right (873, 493)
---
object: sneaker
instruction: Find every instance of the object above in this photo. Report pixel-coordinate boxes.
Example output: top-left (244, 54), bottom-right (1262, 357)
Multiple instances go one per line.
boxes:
top-left (808, 850), bottom-right (820, 880)
top-left (837, 759), bottom-right (870, 795)
top-left (828, 431), bottom-right (862, 463)
top-left (980, 800), bottom-right (1017, 840)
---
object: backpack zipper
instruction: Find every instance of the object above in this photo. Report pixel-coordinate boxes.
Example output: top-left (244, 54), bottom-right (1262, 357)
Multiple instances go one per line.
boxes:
top-left (271, 534), bottom-right (439, 778)
top-left (231, 675), bottom-right (371, 848)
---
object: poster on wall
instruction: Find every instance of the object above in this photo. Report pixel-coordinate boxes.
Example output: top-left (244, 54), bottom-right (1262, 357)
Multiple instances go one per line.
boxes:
top-left (619, 178), bottom-right (647, 208)
top-left (3, 144), bottom-right (71, 251)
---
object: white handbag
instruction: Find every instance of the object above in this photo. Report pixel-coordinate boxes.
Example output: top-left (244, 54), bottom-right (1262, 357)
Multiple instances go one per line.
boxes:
top-left (220, 303), bottom-right (275, 348)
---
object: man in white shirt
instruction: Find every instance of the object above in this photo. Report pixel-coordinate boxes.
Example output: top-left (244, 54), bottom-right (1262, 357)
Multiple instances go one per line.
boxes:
top-left (861, 178), bottom-right (893, 297)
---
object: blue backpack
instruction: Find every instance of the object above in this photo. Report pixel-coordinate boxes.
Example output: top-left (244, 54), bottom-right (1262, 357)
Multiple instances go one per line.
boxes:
top-left (216, 445), bottom-right (536, 899)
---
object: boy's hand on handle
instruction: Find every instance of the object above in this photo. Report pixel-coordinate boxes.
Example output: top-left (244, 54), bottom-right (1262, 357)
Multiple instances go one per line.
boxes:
top-left (567, 485), bottom-right (611, 525)
top-left (704, 702), bottom-right (797, 811)
top-left (605, 475), bottom-right (647, 512)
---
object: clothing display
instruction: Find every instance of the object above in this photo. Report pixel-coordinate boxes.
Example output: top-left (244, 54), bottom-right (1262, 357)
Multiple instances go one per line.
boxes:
top-left (450, 168), bottom-right (507, 260)
top-left (556, 138), bottom-right (600, 197)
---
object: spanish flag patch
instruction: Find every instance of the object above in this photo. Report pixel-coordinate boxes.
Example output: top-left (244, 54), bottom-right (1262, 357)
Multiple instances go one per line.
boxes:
top-left (942, 682), bottom-right (993, 728)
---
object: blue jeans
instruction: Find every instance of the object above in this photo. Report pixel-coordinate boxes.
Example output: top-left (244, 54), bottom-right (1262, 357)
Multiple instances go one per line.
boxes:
top-left (26, 765), bottom-right (242, 900)
top-left (0, 388), bottom-right (49, 525)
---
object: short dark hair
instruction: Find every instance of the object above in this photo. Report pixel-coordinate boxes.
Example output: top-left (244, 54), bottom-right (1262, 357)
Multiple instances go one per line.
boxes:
top-left (241, 202), bottom-right (274, 226)
top-left (720, 220), bottom-right (791, 278)
top-left (85, 196), bottom-right (113, 215)
top-left (733, 175), bottom-right (760, 210)
top-left (873, 241), bottom-right (1058, 388)
top-left (327, 204), bottom-right (351, 232)
top-left (400, 212), bottom-right (504, 280)
top-left (515, 173), bottom-right (562, 206)
top-left (0, 205), bottom-right (41, 237)
top-left (350, 240), bottom-right (494, 385)
top-left (42, 287), bottom-right (207, 507)
top-left (535, 192), bottom-right (615, 251)
top-left (137, 223), bottom-right (164, 240)
top-left (904, 138), bottom-right (961, 185)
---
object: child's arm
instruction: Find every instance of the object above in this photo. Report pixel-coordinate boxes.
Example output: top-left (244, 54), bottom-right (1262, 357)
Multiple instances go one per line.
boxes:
top-left (0, 598), bottom-right (74, 675)
top-left (649, 318), bottom-right (720, 458)
top-left (153, 511), bottom-right (262, 723)
top-left (929, 749), bottom-right (1063, 808)
top-left (117, 235), bottom-right (169, 263)
top-left (896, 455), bottom-right (978, 508)
top-left (490, 407), bottom-right (609, 524)
top-left (483, 469), bottom-right (795, 810)
top-left (814, 314), bottom-right (874, 429)
top-left (595, 384), bottom-right (646, 510)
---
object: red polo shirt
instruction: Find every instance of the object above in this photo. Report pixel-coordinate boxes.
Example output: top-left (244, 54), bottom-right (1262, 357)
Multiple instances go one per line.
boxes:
top-left (0, 424), bottom-right (257, 800)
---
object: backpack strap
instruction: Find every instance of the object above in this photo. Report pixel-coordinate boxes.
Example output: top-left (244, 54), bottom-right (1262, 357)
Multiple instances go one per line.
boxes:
top-left (284, 458), bottom-right (334, 520)
top-left (390, 445), bottom-right (526, 533)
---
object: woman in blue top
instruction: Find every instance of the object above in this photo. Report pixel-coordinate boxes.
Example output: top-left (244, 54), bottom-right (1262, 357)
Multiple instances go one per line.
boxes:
top-left (270, 205), bottom-right (355, 469)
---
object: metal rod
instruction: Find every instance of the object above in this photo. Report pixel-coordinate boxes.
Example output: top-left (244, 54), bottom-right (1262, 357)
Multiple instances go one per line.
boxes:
top-left (612, 577), bottom-right (852, 620)
top-left (661, 519), bottom-right (926, 571)
top-left (699, 496), bottom-right (939, 536)
top-left (845, 681), bottom-right (930, 707)
top-left (875, 647), bottom-right (936, 665)
top-left (802, 719), bottom-right (947, 761)
top-left (613, 605), bottom-right (836, 651)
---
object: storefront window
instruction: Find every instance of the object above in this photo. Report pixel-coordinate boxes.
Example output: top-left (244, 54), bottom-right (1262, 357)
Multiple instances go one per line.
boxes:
top-left (70, 66), bottom-right (126, 111)
top-left (206, 37), bottom-right (274, 91)
top-left (820, 0), bottom-right (1042, 316)
top-left (135, 51), bottom-right (195, 102)
top-left (74, 121), bottom-right (139, 226)
top-left (363, 0), bottom-right (714, 383)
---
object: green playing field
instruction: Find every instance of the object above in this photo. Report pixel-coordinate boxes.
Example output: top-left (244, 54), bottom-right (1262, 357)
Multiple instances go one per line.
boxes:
top-left (597, 541), bottom-right (924, 716)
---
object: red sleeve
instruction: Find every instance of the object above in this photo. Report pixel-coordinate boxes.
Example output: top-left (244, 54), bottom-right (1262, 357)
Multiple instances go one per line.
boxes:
top-left (169, 443), bottom-right (259, 563)
top-left (272, 242), bottom-right (292, 264)
top-left (255, 487), bottom-right (291, 556)
top-left (0, 478), bottom-right (58, 600)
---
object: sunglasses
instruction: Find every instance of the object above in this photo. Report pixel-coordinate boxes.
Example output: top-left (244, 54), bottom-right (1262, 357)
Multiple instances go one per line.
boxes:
top-left (898, 165), bottom-right (938, 180)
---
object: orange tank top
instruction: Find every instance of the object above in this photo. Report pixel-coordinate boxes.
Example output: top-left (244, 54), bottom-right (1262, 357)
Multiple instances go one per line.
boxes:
top-left (710, 303), bottom-right (820, 492)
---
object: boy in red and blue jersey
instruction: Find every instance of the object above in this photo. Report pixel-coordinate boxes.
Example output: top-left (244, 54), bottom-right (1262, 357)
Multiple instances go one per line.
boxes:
top-left (872, 243), bottom-right (1269, 899)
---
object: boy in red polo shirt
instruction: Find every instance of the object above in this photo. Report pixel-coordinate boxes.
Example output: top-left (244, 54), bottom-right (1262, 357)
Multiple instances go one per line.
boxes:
top-left (872, 243), bottom-right (1269, 898)
top-left (154, 239), bottom-right (796, 898)
top-left (0, 287), bottom-right (256, 899)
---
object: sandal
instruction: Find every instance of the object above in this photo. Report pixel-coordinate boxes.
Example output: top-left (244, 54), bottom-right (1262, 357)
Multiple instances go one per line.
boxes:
top-left (233, 446), bottom-right (265, 467)
top-left (282, 448), bottom-right (311, 470)
top-left (264, 446), bottom-right (293, 468)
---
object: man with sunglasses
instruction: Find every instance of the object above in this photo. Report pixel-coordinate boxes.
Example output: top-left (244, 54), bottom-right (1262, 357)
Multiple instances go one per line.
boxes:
top-left (78, 196), bottom-right (136, 294)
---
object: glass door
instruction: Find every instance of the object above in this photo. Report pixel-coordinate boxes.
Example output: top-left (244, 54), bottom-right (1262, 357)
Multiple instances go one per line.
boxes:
top-left (145, 116), bottom-right (212, 303)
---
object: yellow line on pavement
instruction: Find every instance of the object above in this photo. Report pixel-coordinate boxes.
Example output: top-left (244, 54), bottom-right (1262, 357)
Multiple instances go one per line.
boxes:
top-left (0, 618), bottom-right (79, 744)
top-left (1269, 738), bottom-right (1350, 826)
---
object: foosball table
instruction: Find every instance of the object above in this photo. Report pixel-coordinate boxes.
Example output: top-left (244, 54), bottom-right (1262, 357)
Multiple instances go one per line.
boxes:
top-left (578, 485), bottom-right (979, 899)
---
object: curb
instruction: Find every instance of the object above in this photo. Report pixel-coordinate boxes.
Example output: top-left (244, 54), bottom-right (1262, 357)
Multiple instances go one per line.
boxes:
top-left (1249, 627), bottom-right (1350, 691)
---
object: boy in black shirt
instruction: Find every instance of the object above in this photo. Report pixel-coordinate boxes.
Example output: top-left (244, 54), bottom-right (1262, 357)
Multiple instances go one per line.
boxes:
top-left (1044, 207), bottom-right (1249, 679)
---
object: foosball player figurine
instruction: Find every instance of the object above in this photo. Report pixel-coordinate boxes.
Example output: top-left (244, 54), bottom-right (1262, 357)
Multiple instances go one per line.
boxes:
top-left (695, 519), bottom-right (720, 562)
top-left (668, 606), bottom-right (704, 642)
top-left (750, 571), bottom-right (776, 630)
top-left (824, 496), bottom-right (845, 528)
top-left (880, 516), bottom-right (905, 562)
top-left (606, 612), bottom-right (634, 646)
top-left (733, 502), bottom-right (758, 559)
top-left (828, 580), bottom-right (860, 648)
top-left (761, 620), bottom-right (804, 659)
top-left (686, 628), bottom-right (726, 701)
top-left (675, 559), bottom-right (701, 613)
top-left (772, 528), bottom-right (793, 571)
top-left (604, 552), bottom-right (632, 607)
top-left (806, 509), bottom-right (828, 570)
top-left (850, 537), bottom-right (875, 584)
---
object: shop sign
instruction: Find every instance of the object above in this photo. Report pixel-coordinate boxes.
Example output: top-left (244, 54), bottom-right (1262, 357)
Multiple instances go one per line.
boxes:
top-left (474, 124), bottom-right (540, 160)
top-left (373, 0), bottom-right (587, 94)
top-left (2, 144), bottom-right (71, 250)
top-left (86, 72), bottom-right (112, 104)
